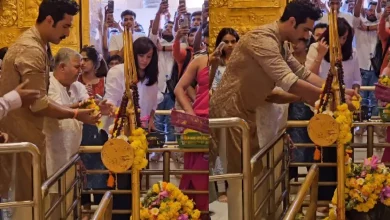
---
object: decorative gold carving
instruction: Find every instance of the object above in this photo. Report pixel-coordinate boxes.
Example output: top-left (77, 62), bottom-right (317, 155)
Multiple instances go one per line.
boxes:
top-left (0, 0), bottom-right (85, 54)
top-left (227, 0), bottom-right (280, 8)
top-left (209, 0), bottom-right (286, 49)
top-left (210, 0), bottom-right (228, 7)
top-left (81, 0), bottom-right (91, 47)
top-left (0, 0), bottom-right (18, 27)
top-left (18, 0), bottom-right (41, 28)
top-left (0, 31), bottom-right (18, 47)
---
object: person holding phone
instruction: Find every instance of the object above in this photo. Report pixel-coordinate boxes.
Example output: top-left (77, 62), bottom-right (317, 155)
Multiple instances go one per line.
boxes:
top-left (108, 10), bottom-right (146, 57)
top-left (174, 27), bottom-right (210, 219)
top-left (209, 28), bottom-right (240, 93)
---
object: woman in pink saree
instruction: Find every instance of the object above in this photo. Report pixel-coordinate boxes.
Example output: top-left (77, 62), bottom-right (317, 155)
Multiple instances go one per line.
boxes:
top-left (174, 28), bottom-right (209, 219)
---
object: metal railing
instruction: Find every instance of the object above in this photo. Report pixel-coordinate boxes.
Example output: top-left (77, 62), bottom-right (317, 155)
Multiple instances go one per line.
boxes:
top-left (250, 130), bottom-right (290, 220)
top-left (79, 146), bottom-right (209, 215)
top-left (0, 142), bottom-right (43, 220)
top-left (209, 117), bottom-right (251, 220)
top-left (283, 164), bottom-right (319, 220)
top-left (286, 85), bottom-right (390, 209)
top-left (41, 154), bottom-right (81, 219)
top-left (91, 191), bottom-right (113, 220)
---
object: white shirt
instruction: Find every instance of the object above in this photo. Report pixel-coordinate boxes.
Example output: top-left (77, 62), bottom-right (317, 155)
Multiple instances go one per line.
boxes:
top-left (352, 15), bottom-right (380, 70)
top-left (104, 63), bottom-right (159, 119)
top-left (319, 11), bottom-right (354, 26)
top-left (306, 42), bottom-right (362, 89)
top-left (256, 87), bottom-right (289, 147)
top-left (149, 32), bottom-right (174, 102)
top-left (108, 32), bottom-right (146, 52)
top-left (0, 90), bottom-right (21, 120)
top-left (43, 73), bottom-right (89, 188)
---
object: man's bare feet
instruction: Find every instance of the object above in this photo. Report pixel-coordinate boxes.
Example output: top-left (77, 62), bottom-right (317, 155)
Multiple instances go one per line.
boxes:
top-left (218, 194), bottom-right (228, 203)
top-left (316, 207), bottom-right (329, 216)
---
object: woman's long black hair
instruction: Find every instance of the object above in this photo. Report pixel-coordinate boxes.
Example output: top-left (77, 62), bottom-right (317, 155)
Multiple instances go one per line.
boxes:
top-left (133, 37), bottom-right (159, 86)
top-left (215, 28), bottom-right (240, 58)
top-left (81, 45), bottom-right (108, 78)
top-left (321, 17), bottom-right (354, 63)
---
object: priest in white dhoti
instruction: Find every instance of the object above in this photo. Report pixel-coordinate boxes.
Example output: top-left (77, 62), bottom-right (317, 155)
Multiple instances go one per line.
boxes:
top-left (43, 48), bottom-right (89, 220)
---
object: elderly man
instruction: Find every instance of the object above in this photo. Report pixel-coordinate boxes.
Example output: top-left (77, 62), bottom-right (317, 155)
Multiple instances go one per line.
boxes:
top-left (44, 47), bottom-right (89, 219)
top-left (0, 1), bottom-right (99, 219)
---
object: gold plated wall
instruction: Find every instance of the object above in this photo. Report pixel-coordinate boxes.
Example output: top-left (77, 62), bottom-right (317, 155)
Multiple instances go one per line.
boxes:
top-left (209, 0), bottom-right (287, 49)
top-left (0, 0), bottom-right (89, 55)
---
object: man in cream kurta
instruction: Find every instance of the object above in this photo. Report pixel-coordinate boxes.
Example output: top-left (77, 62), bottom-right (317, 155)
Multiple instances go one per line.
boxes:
top-left (209, 1), bottom-right (325, 218)
top-left (0, 1), bottom-right (100, 219)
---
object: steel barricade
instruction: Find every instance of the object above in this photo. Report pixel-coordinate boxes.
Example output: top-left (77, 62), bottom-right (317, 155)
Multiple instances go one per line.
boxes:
top-left (91, 191), bottom-right (113, 220)
top-left (209, 117), bottom-right (251, 220)
top-left (41, 154), bottom-right (81, 219)
top-left (78, 147), bottom-right (209, 216)
top-left (0, 142), bottom-right (43, 220)
top-left (283, 164), bottom-right (319, 220)
top-left (250, 130), bottom-right (290, 219)
top-left (286, 85), bottom-right (390, 209)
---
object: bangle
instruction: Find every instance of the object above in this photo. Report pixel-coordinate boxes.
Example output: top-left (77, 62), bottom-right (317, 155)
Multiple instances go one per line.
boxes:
top-left (163, 46), bottom-right (166, 51)
top-left (73, 109), bottom-right (78, 119)
top-left (367, 26), bottom-right (369, 31)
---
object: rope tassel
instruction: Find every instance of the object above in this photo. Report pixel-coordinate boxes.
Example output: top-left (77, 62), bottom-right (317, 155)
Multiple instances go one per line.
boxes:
top-left (314, 146), bottom-right (321, 161)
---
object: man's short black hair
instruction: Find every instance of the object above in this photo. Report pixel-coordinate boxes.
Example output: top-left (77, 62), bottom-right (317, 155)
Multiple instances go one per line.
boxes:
top-left (313, 23), bottom-right (328, 32)
top-left (368, 1), bottom-right (378, 7)
top-left (121, 10), bottom-right (136, 20)
top-left (191, 11), bottom-right (202, 18)
top-left (36, 0), bottom-right (79, 26)
top-left (108, 55), bottom-right (123, 63)
top-left (280, 0), bottom-right (322, 26)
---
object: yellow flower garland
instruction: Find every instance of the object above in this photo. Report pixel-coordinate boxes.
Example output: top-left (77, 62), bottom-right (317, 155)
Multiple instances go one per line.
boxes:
top-left (139, 181), bottom-right (201, 220)
top-left (325, 158), bottom-right (390, 220)
top-left (81, 98), bottom-right (103, 129)
top-left (128, 128), bottom-right (148, 170)
top-left (379, 75), bottom-right (390, 87)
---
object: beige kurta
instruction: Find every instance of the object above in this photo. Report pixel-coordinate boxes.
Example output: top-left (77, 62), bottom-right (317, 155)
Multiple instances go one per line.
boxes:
top-left (209, 21), bottom-right (312, 174)
top-left (0, 26), bottom-right (50, 201)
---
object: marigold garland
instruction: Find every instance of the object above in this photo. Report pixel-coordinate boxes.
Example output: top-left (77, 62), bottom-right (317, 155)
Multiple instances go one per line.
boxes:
top-left (379, 75), bottom-right (390, 87)
top-left (138, 181), bottom-right (201, 220)
top-left (324, 156), bottom-right (390, 220)
top-left (80, 98), bottom-right (103, 129)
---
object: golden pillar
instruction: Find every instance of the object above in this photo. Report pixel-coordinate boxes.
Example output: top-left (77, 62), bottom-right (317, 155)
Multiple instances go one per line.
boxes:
top-left (0, 0), bottom-right (102, 55)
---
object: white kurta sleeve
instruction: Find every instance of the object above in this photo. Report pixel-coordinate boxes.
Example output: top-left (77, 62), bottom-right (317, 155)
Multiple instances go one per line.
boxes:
top-left (0, 90), bottom-right (22, 120)
top-left (104, 65), bottom-right (125, 107)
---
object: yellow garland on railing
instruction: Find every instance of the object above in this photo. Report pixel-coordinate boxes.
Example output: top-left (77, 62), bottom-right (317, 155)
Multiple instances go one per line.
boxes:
top-left (129, 128), bottom-right (148, 170)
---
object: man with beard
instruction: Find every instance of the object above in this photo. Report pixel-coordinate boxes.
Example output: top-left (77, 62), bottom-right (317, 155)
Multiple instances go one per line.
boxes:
top-left (0, 1), bottom-right (100, 219)
top-left (353, 0), bottom-right (385, 139)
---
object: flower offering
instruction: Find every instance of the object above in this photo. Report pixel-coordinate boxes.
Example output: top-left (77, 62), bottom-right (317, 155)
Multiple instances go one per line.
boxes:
top-left (139, 181), bottom-right (201, 220)
top-left (325, 156), bottom-right (390, 219)
top-left (79, 98), bottom-right (102, 128)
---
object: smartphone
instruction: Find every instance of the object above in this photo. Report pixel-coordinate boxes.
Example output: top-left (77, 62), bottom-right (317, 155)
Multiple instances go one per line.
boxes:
top-left (95, 94), bottom-right (103, 101)
top-left (216, 42), bottom-right (226, 53)
top-left (107, 0), bottom-right (114, 13)
top-left (179, 18), bottom-right (189, 29)
top-left (204, 0), bottom-right (209, 8)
